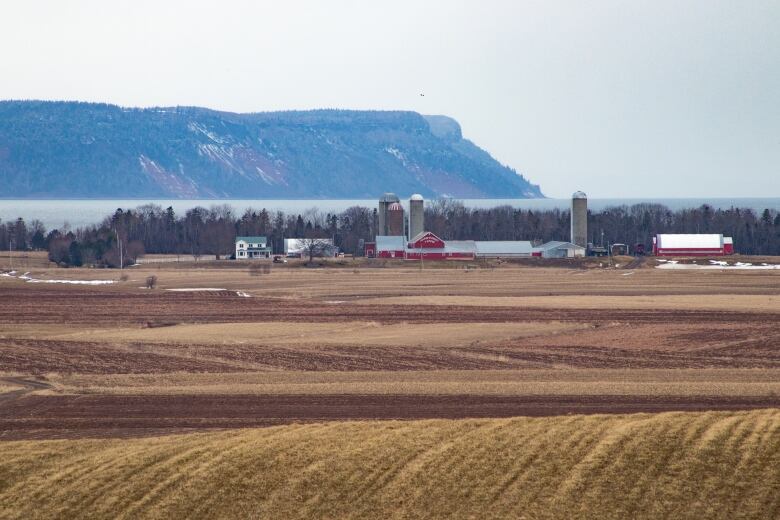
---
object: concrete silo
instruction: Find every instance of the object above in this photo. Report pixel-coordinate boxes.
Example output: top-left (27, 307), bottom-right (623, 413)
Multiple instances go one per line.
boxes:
top-left (378, 192), bottom-right (400, 236)
top-left (387, 202), bottom-right (405, 236)
top-left (571, 191), bottom-right (588, 248)
top-left (408, 194), bottom-right (424, 240)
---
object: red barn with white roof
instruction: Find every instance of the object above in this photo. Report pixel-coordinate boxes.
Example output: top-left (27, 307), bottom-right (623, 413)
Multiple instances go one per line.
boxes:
top-left (653, 234), bottom-right (731, 256)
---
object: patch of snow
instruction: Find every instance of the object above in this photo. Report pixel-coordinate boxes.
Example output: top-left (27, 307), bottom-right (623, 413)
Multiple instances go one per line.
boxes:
top-left (621, 271), bottom-right (635, 276)
top-left (2, 270), bottom-right (115, 284)
top-left (235, 291), bottom-right (252, 298)
top-left (255, 167), bottom-right (275, 185)
top-left (187, 122), bottom-right (227, 144)
top-left (656, 263), bottom-right (779, 270)
top-left (26, 278), bottom-right (115, 285)
top-left (710, 260), bottom-right (729, 266)
top-left (324, 300), bottom-right (346, 304)
top-left (385, 146), bottom-right (409, 167)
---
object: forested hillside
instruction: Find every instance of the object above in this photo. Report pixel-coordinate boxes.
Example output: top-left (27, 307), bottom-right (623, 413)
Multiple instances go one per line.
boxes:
top-left (0, 101), bottom-right (542, 199)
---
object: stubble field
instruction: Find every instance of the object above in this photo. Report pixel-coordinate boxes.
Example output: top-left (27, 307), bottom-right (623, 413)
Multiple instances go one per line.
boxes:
top-left (1, 258), bottom-right (779, 517)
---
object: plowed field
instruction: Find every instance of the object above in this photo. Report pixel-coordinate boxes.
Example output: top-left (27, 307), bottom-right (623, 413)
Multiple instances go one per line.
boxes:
top-left (1, 263), bottom-right (779, 518)
top-left (1, 264), bottom-right (778, 439)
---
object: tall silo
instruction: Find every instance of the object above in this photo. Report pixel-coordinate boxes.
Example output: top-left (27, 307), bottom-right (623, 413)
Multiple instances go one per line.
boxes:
top-left (387, 202), bottom-right (404, 236)
top-left (571, 191), bottom-right (588, 247)
top-left (409, 194), bottom-right (424, 240)
top-left (378, 192), bottom-right (400, 236)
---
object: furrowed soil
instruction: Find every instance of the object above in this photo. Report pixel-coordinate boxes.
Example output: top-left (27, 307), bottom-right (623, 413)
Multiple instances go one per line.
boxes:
top-left (1, 411), bottom-right (779, 519)
top-left (0, 263), bottom-right (778, 517)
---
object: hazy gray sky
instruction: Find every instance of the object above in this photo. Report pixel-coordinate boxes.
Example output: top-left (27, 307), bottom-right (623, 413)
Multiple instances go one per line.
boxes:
top-left (2, 0), bottom-right (778, 198)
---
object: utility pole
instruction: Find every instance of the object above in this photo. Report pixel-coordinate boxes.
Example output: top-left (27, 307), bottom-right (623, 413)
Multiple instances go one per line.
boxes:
top-left (114, 227), bottom-right (123, 269)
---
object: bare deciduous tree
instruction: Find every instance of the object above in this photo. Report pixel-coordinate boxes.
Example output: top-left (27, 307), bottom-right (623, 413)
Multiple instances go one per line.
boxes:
top-left (299, 238), bottom-right (332, 263)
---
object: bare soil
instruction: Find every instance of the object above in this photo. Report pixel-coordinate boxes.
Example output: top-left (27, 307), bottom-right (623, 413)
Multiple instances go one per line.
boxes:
top-left (1, 393), bottom-right (778, 440)
top-left (1, 265), bottom-right (778, 439)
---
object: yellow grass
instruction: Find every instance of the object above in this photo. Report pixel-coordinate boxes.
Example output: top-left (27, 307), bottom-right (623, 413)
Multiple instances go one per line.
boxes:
top-left (356, 294), bottom-right (780, 312)
top-left (44, 369), bottom-right (780, 397)
top-left (4, 263), bottom-right (778, 302)
top-left (10, 320), bottom-right (582, 347)
top-left (1, 410), bottom-right (779, 519)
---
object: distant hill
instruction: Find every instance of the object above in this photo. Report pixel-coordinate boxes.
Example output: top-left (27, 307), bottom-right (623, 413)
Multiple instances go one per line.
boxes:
top-left (0, 101), bottom-right (543, 199)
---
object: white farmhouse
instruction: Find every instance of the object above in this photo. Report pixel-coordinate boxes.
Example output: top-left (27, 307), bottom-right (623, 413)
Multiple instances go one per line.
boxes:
top-left (235, 236), bottom-right (273, 259)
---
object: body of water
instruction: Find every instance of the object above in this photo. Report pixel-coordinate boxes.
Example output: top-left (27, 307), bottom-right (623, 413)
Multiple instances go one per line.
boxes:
top-left (0, 198), bottom-right (778, 231)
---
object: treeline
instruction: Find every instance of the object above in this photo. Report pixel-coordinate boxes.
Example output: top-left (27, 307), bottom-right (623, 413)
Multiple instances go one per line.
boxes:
top-left (425, 200), bottom-right (780, 255)
top-left (2, 201), bottom-right (779, 266)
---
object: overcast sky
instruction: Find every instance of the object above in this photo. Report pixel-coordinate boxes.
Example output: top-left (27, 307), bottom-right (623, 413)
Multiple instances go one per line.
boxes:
top-left (1, 0), bottom-right (778, 198)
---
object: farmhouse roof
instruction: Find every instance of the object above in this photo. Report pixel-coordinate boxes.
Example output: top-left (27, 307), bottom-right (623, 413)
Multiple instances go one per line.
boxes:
top-left (236, 236), bottom-right (267, 243)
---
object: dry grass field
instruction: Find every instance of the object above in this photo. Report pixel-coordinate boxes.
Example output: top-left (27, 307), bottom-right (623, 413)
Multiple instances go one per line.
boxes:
top-left (1, 411), bottom-right (779, 519)
top-left (1, 260), bottom-right (779, 517)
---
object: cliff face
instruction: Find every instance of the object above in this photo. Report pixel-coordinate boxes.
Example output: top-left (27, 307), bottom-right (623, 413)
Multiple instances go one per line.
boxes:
top-left (0, 101), bottom-right (543, 199)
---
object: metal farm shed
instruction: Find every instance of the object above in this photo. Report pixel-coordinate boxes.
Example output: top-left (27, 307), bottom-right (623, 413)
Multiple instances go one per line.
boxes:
top-left (533, 241), bottom-right (586, 258)
top-left (474, 241), bottom-right (533, 258)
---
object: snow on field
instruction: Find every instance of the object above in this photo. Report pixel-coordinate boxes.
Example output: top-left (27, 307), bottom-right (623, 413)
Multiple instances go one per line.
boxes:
top-left (26, 278), bottom-right (116, 285)
top-left (656, 261), bottom-right (779, 270)
top-left (235, 291), bottom-right (252, 298)
top-left (1, 271), bottom-right (116, 284)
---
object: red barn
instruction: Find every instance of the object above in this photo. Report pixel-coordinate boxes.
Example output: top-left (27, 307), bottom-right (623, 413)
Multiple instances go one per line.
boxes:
top-left (653, 234), bottom-right (729, 256)
top-left (724, 237), bottom-right (734, 255)
top-left (405, 232), bottom-right (475, 260)
top-left (374, 236), bottom-right (406, 258)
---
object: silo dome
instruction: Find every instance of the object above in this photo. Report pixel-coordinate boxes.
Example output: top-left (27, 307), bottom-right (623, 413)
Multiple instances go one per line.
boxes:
top-left (410, 194), bottom-right (424, 201)
top-left (380, 192), bottom-right (400, 203)
top-left (388, 202), bottom-right (403, 211)
top-left (572, 191), bottom-right (587, 199)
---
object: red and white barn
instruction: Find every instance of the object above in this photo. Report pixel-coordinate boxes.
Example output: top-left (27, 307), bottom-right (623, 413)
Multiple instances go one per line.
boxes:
top-left (653, 234), bottom-right (734, 256)
top-left (405, 232), bottom-right (475, 260)
top-left (370, 232), bottom-right (537, 261)
top-left (373, 235), bottom-right (406, 259)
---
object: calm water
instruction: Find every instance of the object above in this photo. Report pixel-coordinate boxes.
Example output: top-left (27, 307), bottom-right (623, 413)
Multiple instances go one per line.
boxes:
top-left (0, 198), bottom-right (778, 231)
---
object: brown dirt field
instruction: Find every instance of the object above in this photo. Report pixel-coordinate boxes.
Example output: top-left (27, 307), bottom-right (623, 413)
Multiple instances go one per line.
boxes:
top-left (358, 294), bottom-right (780, 312)
top-left (2, 319), bottom-right (779, 374)
top-left (1, 265), bottom-right (778, 439)
top-left (2, 394), bottom-right (779, 440)
top-left (0, 285), bottom-right (777, 327)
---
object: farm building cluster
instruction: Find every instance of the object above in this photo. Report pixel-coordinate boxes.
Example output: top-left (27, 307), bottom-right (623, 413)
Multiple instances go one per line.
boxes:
top-left (235, 191), bottom-right (737, 261)
top-left (366, 192), bottom-right (585, 261)
top-left (235, 237), bottom-right (337, 259)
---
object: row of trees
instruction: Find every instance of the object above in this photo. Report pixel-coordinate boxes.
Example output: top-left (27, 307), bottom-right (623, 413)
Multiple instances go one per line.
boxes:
top-left (1, 201), bottom-right (778, 266)
top-left (425, 201), bottom-right (780, 255)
